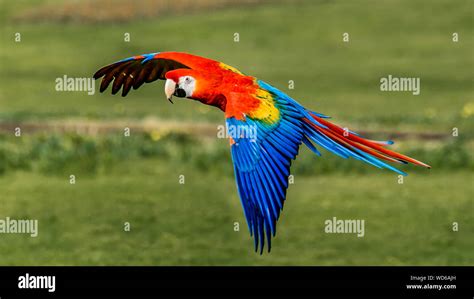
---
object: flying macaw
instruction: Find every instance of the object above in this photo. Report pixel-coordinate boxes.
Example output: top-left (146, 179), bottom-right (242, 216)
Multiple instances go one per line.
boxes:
top-left (94, 51), bottom-right (430, 253)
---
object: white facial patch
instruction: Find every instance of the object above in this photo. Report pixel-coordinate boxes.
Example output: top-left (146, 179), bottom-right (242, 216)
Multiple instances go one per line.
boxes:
top-left (178, 76), bottom-right (196, 97)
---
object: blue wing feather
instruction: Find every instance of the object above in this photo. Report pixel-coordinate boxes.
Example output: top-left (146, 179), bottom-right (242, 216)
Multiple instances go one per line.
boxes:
top-left (227, 87), bottom-right (303, 253)
top-left (228, 80), bottom-right (410, 253)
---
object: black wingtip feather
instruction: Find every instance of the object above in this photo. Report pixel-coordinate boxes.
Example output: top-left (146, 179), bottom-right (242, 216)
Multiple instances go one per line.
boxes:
top-left (93, 57), bottom-right (192, 96)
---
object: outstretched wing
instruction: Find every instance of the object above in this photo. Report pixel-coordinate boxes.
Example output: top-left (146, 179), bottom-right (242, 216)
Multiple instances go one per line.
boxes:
top-left (226, 81), bottom-right (307, 253)
top-left (93, 51), bottom-right (217, 96)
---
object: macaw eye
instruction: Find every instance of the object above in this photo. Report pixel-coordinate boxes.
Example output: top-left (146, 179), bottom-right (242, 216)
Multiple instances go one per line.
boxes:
top-left (185, 77), bottom-right (191, 84)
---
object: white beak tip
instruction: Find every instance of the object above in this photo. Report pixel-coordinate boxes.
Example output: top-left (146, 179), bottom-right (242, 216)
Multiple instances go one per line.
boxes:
top-left (164, 79), bottom-right (177, 102)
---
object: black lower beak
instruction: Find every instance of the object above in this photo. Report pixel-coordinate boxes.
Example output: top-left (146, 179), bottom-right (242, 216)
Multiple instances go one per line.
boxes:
top-left (174, 88), bottom-right (186, 98)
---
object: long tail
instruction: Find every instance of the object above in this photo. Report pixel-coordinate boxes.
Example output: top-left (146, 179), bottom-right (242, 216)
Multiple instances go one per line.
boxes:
top-left (301, 111), bottom-right (430, 176)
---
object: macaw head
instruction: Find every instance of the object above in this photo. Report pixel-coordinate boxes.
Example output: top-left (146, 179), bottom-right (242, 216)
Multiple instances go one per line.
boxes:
top-left (164, 69), bottom-right (199, 103)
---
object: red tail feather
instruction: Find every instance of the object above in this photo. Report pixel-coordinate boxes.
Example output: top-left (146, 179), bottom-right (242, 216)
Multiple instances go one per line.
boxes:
top-left (309, 113), bottom-right (431, 169)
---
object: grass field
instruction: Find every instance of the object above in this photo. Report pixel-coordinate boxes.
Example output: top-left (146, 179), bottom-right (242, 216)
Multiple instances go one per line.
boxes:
top-left (0, 0), bottom-right (473, 265)
top-left (0, 159), bottom-right (472, 265)
top-left (1, 0), bottom-right (473, 131)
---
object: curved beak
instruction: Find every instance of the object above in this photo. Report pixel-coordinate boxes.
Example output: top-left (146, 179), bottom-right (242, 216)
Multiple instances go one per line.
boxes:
top-left (164, 79), bottom-right (176, 104)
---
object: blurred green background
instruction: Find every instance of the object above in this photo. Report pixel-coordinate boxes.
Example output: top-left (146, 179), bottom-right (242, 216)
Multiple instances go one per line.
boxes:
top-left (0, 0), bottom-right (473, 265)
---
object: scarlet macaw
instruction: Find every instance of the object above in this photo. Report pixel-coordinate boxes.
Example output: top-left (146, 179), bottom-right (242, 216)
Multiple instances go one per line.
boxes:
top-left (94, 52), bottom-right (430, 253)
